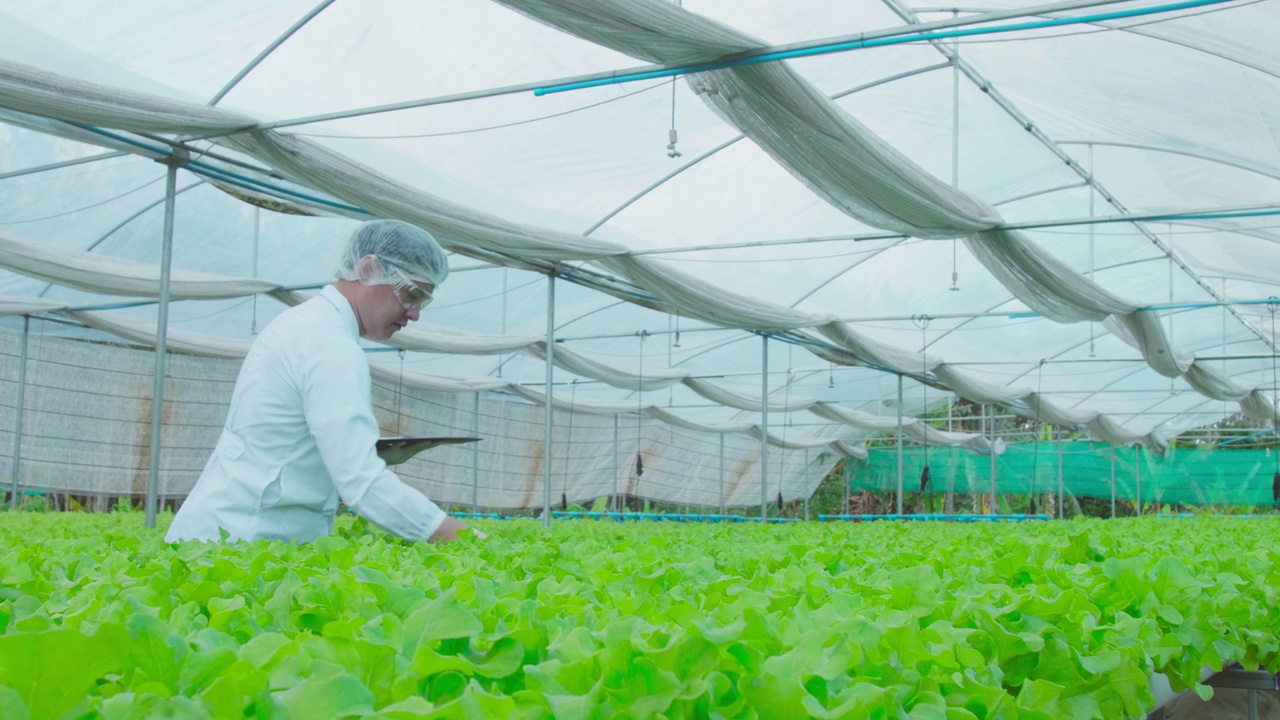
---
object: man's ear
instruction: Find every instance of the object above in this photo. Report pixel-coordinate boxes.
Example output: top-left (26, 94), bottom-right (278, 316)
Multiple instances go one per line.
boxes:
top-left (355, 255), bottom-right (383, 283)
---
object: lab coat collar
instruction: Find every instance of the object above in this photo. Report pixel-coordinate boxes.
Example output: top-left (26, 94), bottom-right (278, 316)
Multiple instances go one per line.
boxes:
top-left (318, 285), bottom-right (359, 341)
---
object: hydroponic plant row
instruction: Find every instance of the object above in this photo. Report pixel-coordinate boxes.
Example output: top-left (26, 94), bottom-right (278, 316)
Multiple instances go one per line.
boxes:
top-left (0, 513), bottom-right (1276, 719)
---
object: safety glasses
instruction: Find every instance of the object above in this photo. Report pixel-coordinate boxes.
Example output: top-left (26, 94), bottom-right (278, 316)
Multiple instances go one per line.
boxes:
top-left (387, 266), bottom-right (434, 309)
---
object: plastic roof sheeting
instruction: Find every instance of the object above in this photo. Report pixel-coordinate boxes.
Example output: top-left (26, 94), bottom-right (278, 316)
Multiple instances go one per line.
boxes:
top-left (0, 0), bottom-right (1279, 457)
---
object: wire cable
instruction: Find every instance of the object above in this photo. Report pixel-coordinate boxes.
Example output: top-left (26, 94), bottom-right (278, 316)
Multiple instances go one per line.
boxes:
top-left (296, 81), bottom-right (668, 139)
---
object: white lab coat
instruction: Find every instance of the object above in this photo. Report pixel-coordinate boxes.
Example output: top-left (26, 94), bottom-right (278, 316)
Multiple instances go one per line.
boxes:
top-left (166, 285), bottom-right (447, 543)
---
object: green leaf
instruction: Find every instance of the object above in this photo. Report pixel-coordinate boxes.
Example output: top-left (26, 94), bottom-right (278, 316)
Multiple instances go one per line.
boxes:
top-left (473, 636), bottom-right (524, 679)
top-left (402, 589), bottom-right (483, 657)
top-left (0, 686), bottom-right (29, 720)
top-left (275, 672), bottom-right (376, 719)
top-left (0, 624), bottom-right (128, 720)
top-left (126, 613), bottom-right (186, 688)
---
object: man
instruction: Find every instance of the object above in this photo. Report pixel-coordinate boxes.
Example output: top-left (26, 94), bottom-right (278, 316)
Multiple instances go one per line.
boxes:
top-left (166, 220), bottom-right (473, 544)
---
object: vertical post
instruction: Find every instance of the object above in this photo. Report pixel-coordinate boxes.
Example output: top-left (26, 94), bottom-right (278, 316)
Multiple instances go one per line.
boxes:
top-left (843, 456), bottom-right (850, 514)
top-left (760, 334), bottom-right (769, 520)
top-left (9, 315), bottom-right (29, 510)
top-left (250, 206), bottom-right (260, 334)
top-left (542, 273), bottom-right (556, 528)
top-left (803, 448), bottom-right (810, 521)
top-left (471, 391), bottom-right (479, 513)
top-left (988, 405), bottom-right (997, 514)
top-left (896, 374), bottom-right (904, 515)
top-left (613, 415), bottom-right (620, 513)
top-left (1057, 434), bottom-right (1064, 520)
top-left (1134, 444), bottom-right (1142, 517)
top-left (718, 433), bottom-right (725, 515)
top-left (146, 156), bottom-right (181, 530)
top-left (1109, 444), bottom-right (1116, 519)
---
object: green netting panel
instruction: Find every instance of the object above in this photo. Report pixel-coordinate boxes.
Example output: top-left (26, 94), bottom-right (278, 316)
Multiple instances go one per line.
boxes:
top-left (851, 441), bottom-right (1280, 507)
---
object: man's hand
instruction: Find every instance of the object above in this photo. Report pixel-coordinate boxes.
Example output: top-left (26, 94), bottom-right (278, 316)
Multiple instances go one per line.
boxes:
top-left (429, 517), bottom-right (486, 543)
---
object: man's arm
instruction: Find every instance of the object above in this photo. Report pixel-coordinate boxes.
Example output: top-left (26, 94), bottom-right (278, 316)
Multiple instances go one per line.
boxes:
top-left (299, 340), bottom-right (463, 542)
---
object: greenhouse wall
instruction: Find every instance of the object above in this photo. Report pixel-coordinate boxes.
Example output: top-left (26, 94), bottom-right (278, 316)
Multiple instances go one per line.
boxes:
top-left (852, 442), bottom-right (1280, 507)
top-left (0, 329), bottom-right (834, 508)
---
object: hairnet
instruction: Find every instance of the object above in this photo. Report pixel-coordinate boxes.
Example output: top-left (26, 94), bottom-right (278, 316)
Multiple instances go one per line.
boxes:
top-left (334, 220), bottom-right (448, 287)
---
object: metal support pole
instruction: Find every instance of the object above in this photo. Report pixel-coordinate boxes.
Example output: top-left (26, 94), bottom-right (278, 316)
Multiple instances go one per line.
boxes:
top-left (843, 456), bottom-right (851, 513)
top-left (9, 315), bottom-right (29, 510)
top-left (542, 273), bottom-right (556, 528)
top-left (718, 433), bottom-right (725, 515)
top-left (1134, 444), bottom-right (1142, 517)
top-left (1110, 444), bottom-right (1117, 519)
top-left (471, 391), bottom-right (479, 513)
top-left (760, 335), bottom-right (770, 519)
top-left (989, 405), bottom-right (997, 514)
top-left (1057, 435), bottom-right (1064, 520)
top-left (803, 448), bottom-right (810, 521)
top-left (250, 207), bottom-right (260, 334)
top-left (613, 415), bottom-right (620, 513)
top-left (896, 375), bottom-right (904, 515)
top-left (146, 157), bottom-right (181, 529)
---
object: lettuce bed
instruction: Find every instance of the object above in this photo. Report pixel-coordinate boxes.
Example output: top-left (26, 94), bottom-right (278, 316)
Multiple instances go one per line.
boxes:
top-left (0, 514), bottom-right (1276, 719)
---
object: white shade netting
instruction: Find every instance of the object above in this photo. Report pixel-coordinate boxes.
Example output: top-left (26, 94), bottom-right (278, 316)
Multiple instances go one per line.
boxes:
top-left (0, 328), bottom-right (845, 508)
top-left (0, 0), bottom-right (1277, 511)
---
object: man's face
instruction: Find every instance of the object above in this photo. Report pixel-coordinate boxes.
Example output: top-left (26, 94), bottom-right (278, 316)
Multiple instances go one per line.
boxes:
top-left (362, 279), bottom-right (433, 341)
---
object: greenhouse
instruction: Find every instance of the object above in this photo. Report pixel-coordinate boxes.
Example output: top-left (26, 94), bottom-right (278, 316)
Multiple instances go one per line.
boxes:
top-left (0, 0), bottom-right (1277, 718)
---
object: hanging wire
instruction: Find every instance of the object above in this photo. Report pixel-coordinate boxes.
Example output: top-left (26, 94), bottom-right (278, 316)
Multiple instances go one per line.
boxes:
top-left (665, 77), bottom-right (682, 159)
top-left (912, 315), bottom-right (932, 508)
top-left (778, 348), bottom-right (794, 514)
top-left (950, 17), bottom-right (960, 293)
top-left (562, 379), bottom-right (577, 511)
top-left (634, 331), bottom-right (648, 500)
top-left (395, 349), bottom-right (406, 436)
top-left (1031, 359), bottom-right (1045, 516)
top-left (1270, 299), bottom-right (1280, 503)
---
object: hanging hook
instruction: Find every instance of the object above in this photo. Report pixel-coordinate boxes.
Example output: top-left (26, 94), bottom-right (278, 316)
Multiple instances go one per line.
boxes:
top-left (666, 78), bottom-right (682, 158)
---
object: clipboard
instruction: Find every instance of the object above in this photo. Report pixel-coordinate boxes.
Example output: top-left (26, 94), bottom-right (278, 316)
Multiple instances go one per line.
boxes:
top-left (376, 437), bottom-right (481, 466)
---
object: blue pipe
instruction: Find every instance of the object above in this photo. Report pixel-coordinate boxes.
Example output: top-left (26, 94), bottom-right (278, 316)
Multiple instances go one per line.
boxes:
top-left (535, 0), bottom-right (1235, 96)
top-left (1216, 427), bottom-right (1279, 447)
top-left (1011, 296), bottom-right (1280, 319)
top-left (550, 511), bottom-right (799, 523)
top-left (74, 124), bottom-right (367, 214)
top-left (449, 512), bottom-right (508, 520)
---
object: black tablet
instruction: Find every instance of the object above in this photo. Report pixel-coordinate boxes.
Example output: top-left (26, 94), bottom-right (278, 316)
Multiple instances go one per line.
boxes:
top-left (375, 437), bottom-right (481, 465)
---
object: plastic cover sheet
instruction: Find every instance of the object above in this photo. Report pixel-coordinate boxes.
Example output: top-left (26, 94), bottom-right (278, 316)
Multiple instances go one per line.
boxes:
top-left (0, 53), bottom-right (1190, 449)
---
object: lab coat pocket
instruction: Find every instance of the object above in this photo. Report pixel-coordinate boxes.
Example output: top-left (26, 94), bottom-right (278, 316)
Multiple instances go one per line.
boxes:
top-left (216, 430), bottom-right (246, 460)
